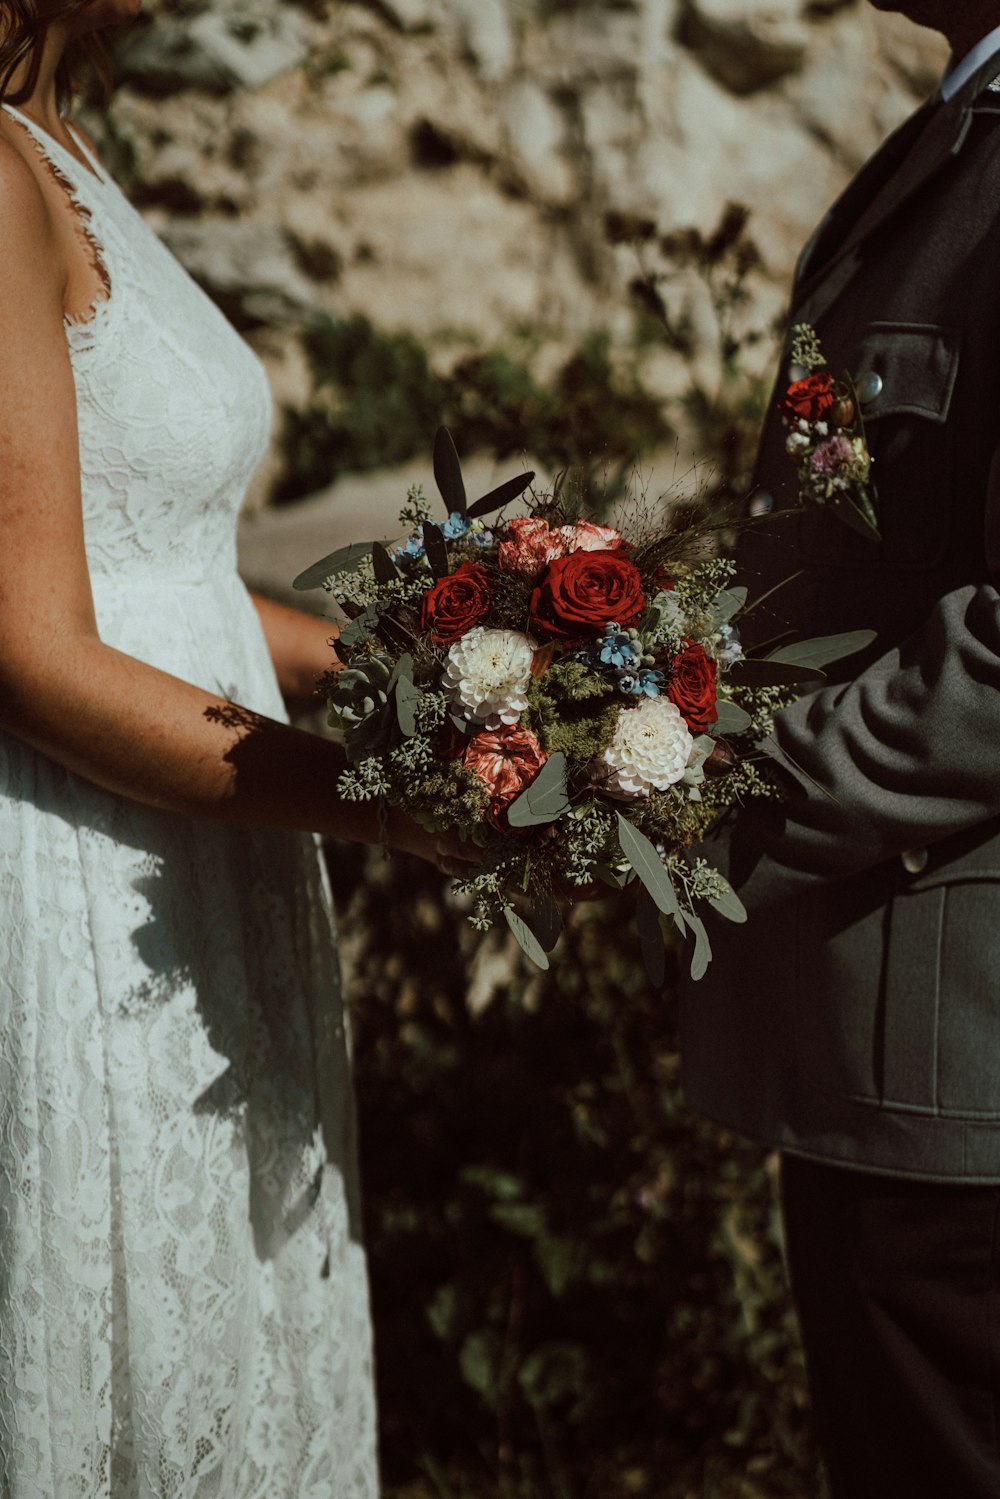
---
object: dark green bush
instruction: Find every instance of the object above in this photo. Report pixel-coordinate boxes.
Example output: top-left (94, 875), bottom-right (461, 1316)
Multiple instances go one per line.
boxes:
top-left (274, 319), bottom-right (673, 507)
top-left (330, 844), bottom-right (825, 1499)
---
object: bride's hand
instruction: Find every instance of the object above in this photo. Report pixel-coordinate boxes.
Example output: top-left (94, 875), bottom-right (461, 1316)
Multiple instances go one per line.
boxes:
top-left (383, 807), bottom-right (481, 875)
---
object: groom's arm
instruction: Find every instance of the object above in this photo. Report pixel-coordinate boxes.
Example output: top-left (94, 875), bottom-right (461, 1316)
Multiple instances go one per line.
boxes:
top-left (720, 453), bottom-right (1000, 909)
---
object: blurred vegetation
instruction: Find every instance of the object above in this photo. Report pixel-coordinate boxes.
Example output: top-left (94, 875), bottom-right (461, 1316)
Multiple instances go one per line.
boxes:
top-left (275, 202), bottom-right (770, 531)
top-left (329, 846), bottom-right (825, 1499)
top-left (275, 322), bottom-right (674, 508)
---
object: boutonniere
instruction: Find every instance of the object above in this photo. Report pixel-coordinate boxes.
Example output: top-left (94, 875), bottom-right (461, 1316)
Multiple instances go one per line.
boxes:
top-left (779, 323), bottom-right (880, 541)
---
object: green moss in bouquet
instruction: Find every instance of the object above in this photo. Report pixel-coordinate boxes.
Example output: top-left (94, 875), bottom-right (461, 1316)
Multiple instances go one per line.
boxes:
top-left (326, 841), bottom-right (826, 1499)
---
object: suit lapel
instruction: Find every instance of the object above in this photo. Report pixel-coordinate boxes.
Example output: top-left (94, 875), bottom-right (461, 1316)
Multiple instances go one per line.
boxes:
top-left (791, 54), bottom-right (1000, 323)
top-left (794, 100), bottom-right (936, 289)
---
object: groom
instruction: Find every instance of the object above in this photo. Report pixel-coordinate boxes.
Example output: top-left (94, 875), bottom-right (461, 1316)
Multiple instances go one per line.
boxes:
top-left (682, 3), bottom-right (1000, 1495)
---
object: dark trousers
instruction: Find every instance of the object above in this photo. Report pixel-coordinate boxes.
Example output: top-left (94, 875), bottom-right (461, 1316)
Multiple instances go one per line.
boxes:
top-left (781, 1155), bottom-right (1000, 1499)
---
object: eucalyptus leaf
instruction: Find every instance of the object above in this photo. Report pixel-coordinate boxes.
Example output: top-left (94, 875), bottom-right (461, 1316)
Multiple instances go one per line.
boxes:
top-left (372, 541), bottom-right (399, 585)
top-left (433, 427), bottom-right (467, 517)
top-left (339, 604), bottom-right (379, 647)
top-left (507, 753), bottom-right (570, 828)
top-left (616, 815), bottom-right (679, 917)
top-left (725, 658), bottom-right (826, 688)
top-left (594, 863), bottom-right (627, 890)
top-left (422, 520), bottom-right (450, 580)
top-left (767, 629), bottom-right (877, 670)
top-left (711, 699), bottom-right (753, 736)
top-left (388, 652), bottom-right (413, 691)
top-left (644, 589), bottom-right (685, 636)
top-left (636, 889), bottom-right (666, 988)
top-left (710, 587), bottom-right (748, 629)
top-left (503, 907), bottom-right (550, 971)
top-left (467, 471), bottom-right (536, 519)
top-left (828, 489), bottom-right (881, 542)
top-left (390, 654), bottom-right (420, 737)
top-left (449, 713), bottom-right (475, 736)
top-left (293, 541), bottom-right (375, 592)
top-left (708, 877), bottom-right (748, 925)
top-left (531, 890), bottom-right (563, 953)
top-left (687, 911), bottom-right (713, 982)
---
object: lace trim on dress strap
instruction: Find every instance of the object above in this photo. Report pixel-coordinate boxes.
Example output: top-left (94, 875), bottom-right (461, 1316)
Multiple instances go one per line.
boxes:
top-left (0, 107), bottom-right (112, 356)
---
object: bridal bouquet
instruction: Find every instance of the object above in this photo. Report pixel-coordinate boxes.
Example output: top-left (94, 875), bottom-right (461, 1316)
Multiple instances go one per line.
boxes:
top-left (295, 431), bottom-right (871, 980)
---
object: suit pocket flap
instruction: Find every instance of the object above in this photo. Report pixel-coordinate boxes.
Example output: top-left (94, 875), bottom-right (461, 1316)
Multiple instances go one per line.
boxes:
top-left (855, 323), bottom-right (960, 424)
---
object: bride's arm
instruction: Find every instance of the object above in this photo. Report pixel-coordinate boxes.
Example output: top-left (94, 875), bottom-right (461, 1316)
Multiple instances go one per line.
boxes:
top-left (249, 592), bottom-right (340, 706)
top-left (0, 147), bottom-right (435, 859)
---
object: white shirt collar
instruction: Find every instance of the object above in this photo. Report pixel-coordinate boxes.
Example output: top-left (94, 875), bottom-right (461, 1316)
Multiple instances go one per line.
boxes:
top-left (939, 22), bottom-right (1000, 102)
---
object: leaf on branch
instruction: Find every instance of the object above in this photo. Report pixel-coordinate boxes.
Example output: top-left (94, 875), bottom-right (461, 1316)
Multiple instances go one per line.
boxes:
top-left (339, 604), bottom-right (379, 647)
top-left (616, 815), bottom-right (679, 916)
top-left (724, 658), bottom-right (826, 688)
top-left (710, 587), bottom-right (748, 628)
top-left (636, 889), bottom-right (666, 988)
top-left (687, 911), bottom-right (713, 981)
top-left (503, 907), bottom-right (550, 970)
top-left (708, 876), bottom-right (748, 925)
top-left (531, 890), bottom-right (563, 953)
top-left (422, 520), bottom-right (450, 579)
top-left (433, 427), bottom-right (467, 517)
top-left (390, 654), bottom-right (419, 737)
top-left (467, 471), bottom-right (536, 519)
top-left (372, 541), bottom-right (399, 584)
top-left (711, 699), bottom-right (753, 736)
top-left (766, 629), bottom-right (877, 670)
top-left (293, 541), bottom-right (376, 592)
top-left (507, 753), bottom-right (570, 828)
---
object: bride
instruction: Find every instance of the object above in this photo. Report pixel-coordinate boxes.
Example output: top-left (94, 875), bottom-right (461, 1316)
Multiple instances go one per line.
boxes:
top-left (0, 1), bottom-right (458, 1493)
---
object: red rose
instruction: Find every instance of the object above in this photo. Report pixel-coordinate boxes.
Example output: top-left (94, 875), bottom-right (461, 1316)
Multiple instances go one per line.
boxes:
top-left (781, 371), bottom-right (836, 425)
top-left (667, 641), bottom-right (718, 733)
top-left (462, 725), bottom-right (548, 816)
top-left (421, 562), bottom-right (490, 644)
top-left (529, 550), bottom-right (645, 642)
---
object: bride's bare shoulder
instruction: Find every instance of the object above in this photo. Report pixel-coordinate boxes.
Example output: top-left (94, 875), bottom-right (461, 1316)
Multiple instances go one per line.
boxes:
top-left (0, 133), bottom-right (63, 299)
top-left (0, 130), bottom-right (55, 233)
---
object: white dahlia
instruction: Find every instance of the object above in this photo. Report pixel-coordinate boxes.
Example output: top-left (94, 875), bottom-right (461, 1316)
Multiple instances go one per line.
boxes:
top-left (601, 697), bottom-right (695, 799)
top-left (443, 627), bottom-right (537, 729)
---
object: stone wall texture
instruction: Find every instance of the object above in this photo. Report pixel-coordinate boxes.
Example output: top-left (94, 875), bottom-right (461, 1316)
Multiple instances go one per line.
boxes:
top-left (91, 0), bottom-right (947, 521)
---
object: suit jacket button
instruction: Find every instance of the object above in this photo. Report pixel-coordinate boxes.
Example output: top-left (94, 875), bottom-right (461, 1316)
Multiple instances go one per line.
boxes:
top-left (901, 848), bottom-right (929, 875)
top-left (856, 371), bottom-right (884, 404)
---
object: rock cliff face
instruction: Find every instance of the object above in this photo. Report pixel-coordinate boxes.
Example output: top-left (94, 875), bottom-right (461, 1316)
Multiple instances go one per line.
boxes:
top-left (92, 0), bottom-right (946, 515)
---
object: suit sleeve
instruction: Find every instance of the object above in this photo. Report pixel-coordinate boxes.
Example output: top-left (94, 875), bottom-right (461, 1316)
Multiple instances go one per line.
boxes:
top-left (723, 579), bottom-right (1000, 909)
top-left (721, 414), bottom-right (1000, 904)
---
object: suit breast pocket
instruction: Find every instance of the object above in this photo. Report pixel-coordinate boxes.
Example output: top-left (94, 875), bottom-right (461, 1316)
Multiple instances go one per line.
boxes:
top-left (798, 321), bottom-right (960, 571)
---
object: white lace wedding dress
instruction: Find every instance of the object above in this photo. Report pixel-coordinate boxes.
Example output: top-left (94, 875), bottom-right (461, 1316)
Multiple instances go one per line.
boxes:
top-left (0, 105), bottom-right (378, 1498)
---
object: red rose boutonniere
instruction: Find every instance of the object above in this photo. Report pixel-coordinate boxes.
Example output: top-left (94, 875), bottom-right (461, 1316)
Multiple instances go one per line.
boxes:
top-left (778, 323), bottom-right (879, 541)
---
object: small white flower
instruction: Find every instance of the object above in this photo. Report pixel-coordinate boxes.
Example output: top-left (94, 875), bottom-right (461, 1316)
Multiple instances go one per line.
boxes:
top-left (601, 697), bottom-right (695, 800)
top-left (815, 421), bottom-right (829, 437)
top-left (786, 432), bottom-right (811, 456)
top-left (443, 627), bottom-right (537, 729)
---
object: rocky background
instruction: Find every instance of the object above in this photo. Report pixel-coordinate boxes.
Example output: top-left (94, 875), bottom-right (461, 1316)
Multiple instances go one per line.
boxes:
top-left (89, 0), bottom-right (945, 583)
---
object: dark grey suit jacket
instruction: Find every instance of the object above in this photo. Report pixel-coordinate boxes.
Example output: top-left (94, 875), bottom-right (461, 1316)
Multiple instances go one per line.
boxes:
top-left (681, 54), bottom-right (1000, 1182)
